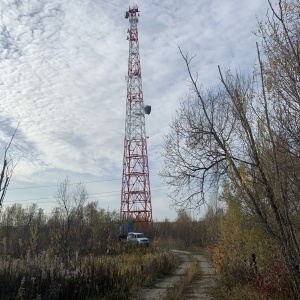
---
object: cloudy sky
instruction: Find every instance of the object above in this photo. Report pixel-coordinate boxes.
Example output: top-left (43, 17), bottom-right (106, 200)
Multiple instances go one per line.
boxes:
top-left (0, 0), bottom-right (270, 220)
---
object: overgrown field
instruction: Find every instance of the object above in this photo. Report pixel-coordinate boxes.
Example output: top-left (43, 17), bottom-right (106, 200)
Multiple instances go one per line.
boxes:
top-left (0, 246), bottom-right (176, 300)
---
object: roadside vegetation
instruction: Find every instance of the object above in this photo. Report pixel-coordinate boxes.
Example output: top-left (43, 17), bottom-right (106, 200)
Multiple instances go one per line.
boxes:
top-left (1, 178), bottom-right (297, 299)
top-left (160, 0), bottom-right (300, 299)
top-left (0, 200), bottom-right (177, 299)
top-left (0, 246), bottom-right (176, 300)
top-left (209, 183), bottom-right (294, 300)
top-left (0, 188), bottom-right (296, 299)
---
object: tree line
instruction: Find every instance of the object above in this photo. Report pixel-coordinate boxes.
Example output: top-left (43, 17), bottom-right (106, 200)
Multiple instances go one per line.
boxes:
top-left (0, 177), bottom-right (120, 258)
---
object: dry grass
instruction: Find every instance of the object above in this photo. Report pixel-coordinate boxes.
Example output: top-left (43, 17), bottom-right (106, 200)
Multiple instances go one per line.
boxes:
top-left (212, 283), bottom-right (290, 300)
top-left (211, 263), bottom-right (293, 300)
top-left (0, 246), bottom-right (176, 300)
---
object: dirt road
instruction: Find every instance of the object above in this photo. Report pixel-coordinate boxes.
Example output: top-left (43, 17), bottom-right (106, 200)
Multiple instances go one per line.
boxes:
top-left (134, 250), bottom-right (217, 300)
top-left (183, 254), bottom-right (217, 299)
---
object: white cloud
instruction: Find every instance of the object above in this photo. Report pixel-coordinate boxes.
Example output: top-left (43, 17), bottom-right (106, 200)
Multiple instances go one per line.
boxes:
top-left (0, 0), bottom-right (269, 220)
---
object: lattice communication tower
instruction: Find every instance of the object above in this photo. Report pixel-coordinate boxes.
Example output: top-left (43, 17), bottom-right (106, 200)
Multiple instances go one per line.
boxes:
top-left (120, 5), bottom-right (153, 228)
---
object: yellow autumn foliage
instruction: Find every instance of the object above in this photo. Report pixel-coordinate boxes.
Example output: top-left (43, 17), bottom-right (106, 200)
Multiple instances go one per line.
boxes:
top-left (211, 182), bottom-right (281, 277)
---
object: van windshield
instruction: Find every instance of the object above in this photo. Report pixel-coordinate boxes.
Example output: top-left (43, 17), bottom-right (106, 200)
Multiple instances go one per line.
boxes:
top-left (136, 233), bottom-right (145, 238)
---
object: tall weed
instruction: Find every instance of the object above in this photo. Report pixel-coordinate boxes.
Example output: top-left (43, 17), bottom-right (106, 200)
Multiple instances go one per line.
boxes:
top-left (0, 246), bottom-right (176, 300)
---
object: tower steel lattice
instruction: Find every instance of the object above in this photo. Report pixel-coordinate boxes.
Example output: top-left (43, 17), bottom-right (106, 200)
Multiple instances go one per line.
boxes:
top-left (120, 5), bottom-right (153, 228)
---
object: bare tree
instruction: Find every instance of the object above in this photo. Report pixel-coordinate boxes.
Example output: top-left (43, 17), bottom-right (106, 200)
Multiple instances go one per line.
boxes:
top-left (53, 176), bottom-right (88, 258)
top-left (161, 1), bottom-right (300, 297)
top-left (0, 127), bottom-right (18, 209)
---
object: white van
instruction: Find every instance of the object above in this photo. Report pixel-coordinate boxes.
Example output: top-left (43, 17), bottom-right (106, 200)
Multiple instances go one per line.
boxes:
top-left (127, 232), bottom-right (150, 246)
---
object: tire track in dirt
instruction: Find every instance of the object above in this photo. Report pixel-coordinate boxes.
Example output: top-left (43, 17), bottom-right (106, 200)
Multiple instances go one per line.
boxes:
top-left (183, 255), bottom-right (217, 300)
top-left (134, 250), bottom-right (217, 300)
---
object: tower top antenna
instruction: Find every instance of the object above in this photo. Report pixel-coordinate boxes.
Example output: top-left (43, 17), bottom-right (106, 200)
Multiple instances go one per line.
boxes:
top-left (125, 5), bottom-right (139, 19)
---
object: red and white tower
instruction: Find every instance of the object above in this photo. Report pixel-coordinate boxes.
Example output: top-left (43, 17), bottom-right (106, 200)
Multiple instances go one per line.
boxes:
top-left (120, 5), bottom-right (153, 228)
